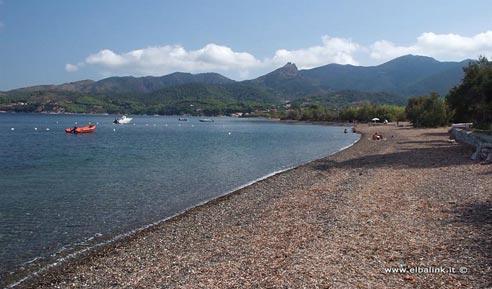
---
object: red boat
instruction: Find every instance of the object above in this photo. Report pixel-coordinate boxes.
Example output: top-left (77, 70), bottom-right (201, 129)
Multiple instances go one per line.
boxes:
top-left (65, 125), bottom-right (96, 134)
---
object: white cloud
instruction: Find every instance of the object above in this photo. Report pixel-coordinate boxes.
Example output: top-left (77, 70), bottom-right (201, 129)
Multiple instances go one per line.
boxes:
top-left (74, 44), bottom-right (260, 77)
top-left (66, 31), bottom-right (492, 80)
top-left (65, 36), bottom-right (359, 79)
top-left (86, 49), bottom-right (129, 67)
top-left (370, 31), bottom-right (492, 62)
top-left (192, 44), bottom-right (260, 69)
top-left (65, 63), bottom-right (79, 72)
top-left (369, 40), bottom-right (417, 61)
top-left (66, 37), bottom-right (361, 79)
top-left (269, 36), bottom-right (360, 68)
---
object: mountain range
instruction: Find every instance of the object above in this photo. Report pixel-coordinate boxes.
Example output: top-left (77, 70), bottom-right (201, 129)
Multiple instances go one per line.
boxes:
top-left (1, 55), bottom-right (470, 114)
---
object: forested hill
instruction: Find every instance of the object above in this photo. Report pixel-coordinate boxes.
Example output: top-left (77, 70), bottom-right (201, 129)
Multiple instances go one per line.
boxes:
top-left (1, 55), bottom-right (470, 115)
top-left (300, 55), bottom-right (470, 97)
top-left (11, 72), bottom-right (234, 95)
top-left (244, 55), bottom-right (469, 99)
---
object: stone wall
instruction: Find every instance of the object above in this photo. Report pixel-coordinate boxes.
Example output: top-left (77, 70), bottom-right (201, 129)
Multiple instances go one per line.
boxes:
top-left (450, 128), bottom-right (492, 164)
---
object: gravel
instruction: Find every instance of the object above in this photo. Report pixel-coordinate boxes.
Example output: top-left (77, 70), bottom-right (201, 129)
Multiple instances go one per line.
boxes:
top-left (17, 124), bottom-right (492, 288)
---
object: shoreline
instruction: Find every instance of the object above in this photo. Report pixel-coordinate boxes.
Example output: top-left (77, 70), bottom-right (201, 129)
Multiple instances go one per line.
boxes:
top-left (12, 124), bottom-right (492, 288)
top-left (4, 125), bottom-right (361, 288)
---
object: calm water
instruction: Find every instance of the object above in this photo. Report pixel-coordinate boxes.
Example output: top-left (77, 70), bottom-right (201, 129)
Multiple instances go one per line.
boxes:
top-left (0, 113), bottom-right (359, 284)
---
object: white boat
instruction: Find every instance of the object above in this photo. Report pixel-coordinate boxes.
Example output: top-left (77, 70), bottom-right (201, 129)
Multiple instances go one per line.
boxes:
top-left (199, 118), bottom-right (214, 122)
top-left (113, 115), bottom-right (133, 124)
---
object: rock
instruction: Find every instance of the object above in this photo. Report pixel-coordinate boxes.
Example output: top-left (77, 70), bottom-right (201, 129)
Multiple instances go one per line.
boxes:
top-left (471, 144), bottom-right (483, 160)
top-left (485, 153), bottom-right (492, 164)
top-left (482, 143), bottom-right (492, 149)
top-left (471, 150), bottom-right (480, 160)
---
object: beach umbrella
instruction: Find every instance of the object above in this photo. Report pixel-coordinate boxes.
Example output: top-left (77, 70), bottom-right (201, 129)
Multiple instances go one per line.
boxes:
top-left (371, 117), bottom-right (380, 122)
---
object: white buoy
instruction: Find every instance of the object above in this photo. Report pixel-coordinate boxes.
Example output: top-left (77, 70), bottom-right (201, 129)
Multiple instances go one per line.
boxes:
top-left (96, 122), bottom-right (99, 125)
top-left (165, 124), bottom-right (168, 127)
top-left (10, 127), bottom-right (14, 131)
top-left (34, 128), bottom-right (38, 131)
top-left (46, 128), bottom-right (50, 131)
top-left (113, 128), bottom-right (116, 132)
top-left (228, 132), bottom-right (231, 135)
top-left (75, 122), bottom-right (78, 125)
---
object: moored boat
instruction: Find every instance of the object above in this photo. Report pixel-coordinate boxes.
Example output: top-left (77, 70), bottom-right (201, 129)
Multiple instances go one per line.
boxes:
top-left (113, 115), bottom-right (132, 124)
top-left (65, 125), bottom-right (96, 134)
top-left (199, 118), bottom-right (214, 122)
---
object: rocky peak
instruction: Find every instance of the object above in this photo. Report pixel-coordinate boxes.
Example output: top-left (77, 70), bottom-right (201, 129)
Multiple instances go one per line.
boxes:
top-left (272, 62), bottom-right (299, 79)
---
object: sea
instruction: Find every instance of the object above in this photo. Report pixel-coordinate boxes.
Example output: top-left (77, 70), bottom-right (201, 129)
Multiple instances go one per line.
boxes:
top-left (0, 113), bottom-right (359, 286)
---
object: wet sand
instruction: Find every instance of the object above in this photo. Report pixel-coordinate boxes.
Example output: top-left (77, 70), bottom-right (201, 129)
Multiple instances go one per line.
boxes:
top-left (17, 124), bottom-right (492, 288)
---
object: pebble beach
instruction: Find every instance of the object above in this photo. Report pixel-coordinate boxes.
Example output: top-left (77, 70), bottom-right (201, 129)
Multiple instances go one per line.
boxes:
top-left (16, 124), bottom-right (491, 288)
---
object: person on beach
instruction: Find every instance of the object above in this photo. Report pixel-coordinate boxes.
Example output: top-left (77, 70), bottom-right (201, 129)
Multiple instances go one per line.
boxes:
top-left (372, 132), bottom-right (383, 140)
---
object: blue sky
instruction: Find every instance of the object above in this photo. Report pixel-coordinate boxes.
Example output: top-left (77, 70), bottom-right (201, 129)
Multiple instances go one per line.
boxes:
top-left (1, 0), bottom-right (491, 90)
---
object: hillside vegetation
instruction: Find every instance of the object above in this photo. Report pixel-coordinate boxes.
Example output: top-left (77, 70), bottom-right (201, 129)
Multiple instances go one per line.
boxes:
top-left (1, 55), bottom-right (468, 115)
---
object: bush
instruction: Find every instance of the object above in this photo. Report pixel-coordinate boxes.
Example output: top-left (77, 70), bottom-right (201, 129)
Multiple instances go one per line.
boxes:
top-left (283, 109), bottom-right (301, 120)
top-left (406, 93), bottom-right (448, 127)
top-left (446, 56), bottom-right (492, 129)
top-left (339, 104), bottom-right (406, 122)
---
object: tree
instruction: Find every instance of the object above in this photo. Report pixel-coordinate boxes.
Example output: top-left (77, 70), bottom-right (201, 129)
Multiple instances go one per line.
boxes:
top-left (338, 104), bottom-right (405, 122)
top-left (446, 56), bottom-right (492, 129)
top-left (283, 109), bottom-right (301, 120)
top-left (395, 108), bottom-right (407, 126)
top-left (406, 93), bottom-right (448, 127)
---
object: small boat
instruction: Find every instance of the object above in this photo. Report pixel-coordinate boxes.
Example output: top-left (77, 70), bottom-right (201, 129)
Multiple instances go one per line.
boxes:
top-left (178, 117), bottom-right (188, 121)
top-left (199, 118), bottom-right (214, 122)
top-left (65, 125), bottom-right (96, 134)
top-left (113, 115), bottom-right (132, 124)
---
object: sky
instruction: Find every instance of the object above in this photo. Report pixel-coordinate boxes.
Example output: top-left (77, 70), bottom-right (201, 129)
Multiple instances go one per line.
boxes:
top-left (1, 0), bottom-right (491, 91)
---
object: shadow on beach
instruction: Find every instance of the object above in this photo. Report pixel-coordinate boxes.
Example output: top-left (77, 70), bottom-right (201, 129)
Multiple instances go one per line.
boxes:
top-left (451, 201), bottom-right (492, 285)
top-left (421, 131), bottom-right (452, 137)
top-left (313, 141), bottom-right (474, 171)
top-left (454, 201), bottom-right (492, 226)
top-left (396, 140), bottom-right (455, 146)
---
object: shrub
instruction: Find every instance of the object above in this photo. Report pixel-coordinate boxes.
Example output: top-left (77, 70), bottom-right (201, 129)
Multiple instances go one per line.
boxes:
top-left (406, 93), bottom-right (448, 127)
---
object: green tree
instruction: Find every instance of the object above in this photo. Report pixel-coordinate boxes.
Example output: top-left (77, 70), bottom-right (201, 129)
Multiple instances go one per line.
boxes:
top-left (395, 107), bottom-right (407, 126)
top-left (406, 93), bottom-right (448, 127)
top-left (446, 56), bottom-right (492, 129)
top-left (283, 109), bottom-right (301, 120)
top-left (339, 106), bottom-right (357, 121)
top-left (338, 104), bottom-right (405, 122)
